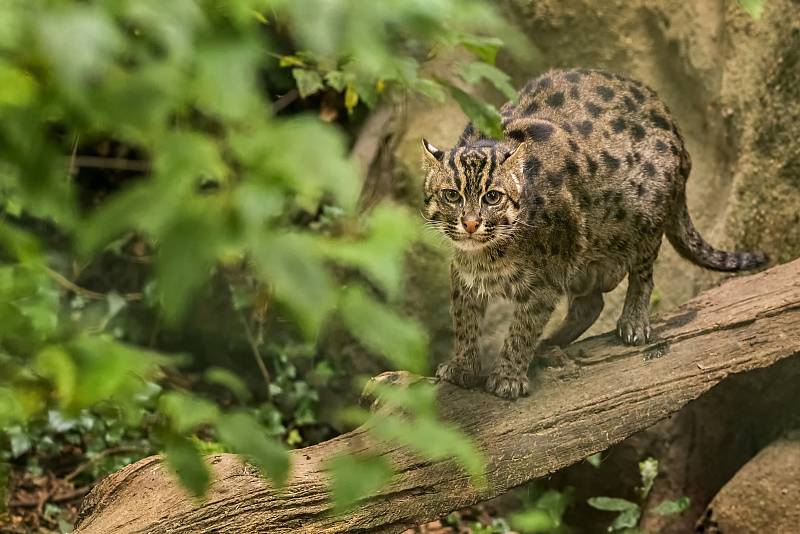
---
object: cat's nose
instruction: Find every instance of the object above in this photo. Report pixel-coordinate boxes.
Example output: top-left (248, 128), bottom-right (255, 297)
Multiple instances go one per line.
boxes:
top-left (461, 215), bottom-right (481, 234)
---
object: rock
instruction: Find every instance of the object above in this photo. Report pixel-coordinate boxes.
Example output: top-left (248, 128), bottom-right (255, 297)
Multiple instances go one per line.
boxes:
top-left (697, 433), bottom-right (800, 533)
top-left (391, 0), bottom-right (800, 363)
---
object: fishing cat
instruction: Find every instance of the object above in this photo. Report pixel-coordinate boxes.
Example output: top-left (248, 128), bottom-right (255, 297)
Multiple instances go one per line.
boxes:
top-left (421, 68), bottom-right (768, 399)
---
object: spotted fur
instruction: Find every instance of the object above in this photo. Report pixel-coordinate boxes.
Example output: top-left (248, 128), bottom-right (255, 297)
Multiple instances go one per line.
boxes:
top-left (422, 68), bottom-right (769, 400)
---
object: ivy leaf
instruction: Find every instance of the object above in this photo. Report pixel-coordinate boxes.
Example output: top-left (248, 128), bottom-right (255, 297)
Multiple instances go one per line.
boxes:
top-left (327, 453), bottom-right (393, 513)
top-left (324, 70), bottom-right (347, 91)
top-left (292, 68), bottom-right (324, 98)
top-left (587, 497), bottom-right (639, 512)
top-left (511, 487), bottom-right (574, 532)
top-left (652, 496), bottom-right (690, 516)
top-left (610, 507), bottom-right (641, 530)
top-left (638, 457), bottom-right (658, 499)
top-left (441, 82), bottom-right (503, 139)
top-left (215, 412), bottom-right (290, 487)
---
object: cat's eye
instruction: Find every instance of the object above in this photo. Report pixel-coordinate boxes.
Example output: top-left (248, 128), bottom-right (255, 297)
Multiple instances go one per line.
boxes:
top-left (441, 189), bottom-right (461, 203)
top-left (483, 190), bottom-right (504, 205)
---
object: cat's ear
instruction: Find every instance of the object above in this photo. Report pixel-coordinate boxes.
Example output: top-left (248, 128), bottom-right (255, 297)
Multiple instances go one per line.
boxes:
top-left (421, 138), bottom-right (445, 164)
top-left (499, 143), bottom-right (525, 167)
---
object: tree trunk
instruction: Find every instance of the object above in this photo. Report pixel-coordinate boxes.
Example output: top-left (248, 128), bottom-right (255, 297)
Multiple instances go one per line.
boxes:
top-left (74, 259), bottom-right (800, 534)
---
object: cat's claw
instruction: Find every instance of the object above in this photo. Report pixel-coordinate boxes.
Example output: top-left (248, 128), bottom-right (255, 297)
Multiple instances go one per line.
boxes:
top-left (616, 318), bottom-right (652, 346)
top-left (485, 371), bottom-right (529, 400)
top-left (436, 360), bottom-right (481, 389)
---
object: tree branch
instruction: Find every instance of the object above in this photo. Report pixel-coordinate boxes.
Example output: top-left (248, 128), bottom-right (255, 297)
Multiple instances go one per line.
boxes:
top-left (74, 259), bottom-right (800, 534)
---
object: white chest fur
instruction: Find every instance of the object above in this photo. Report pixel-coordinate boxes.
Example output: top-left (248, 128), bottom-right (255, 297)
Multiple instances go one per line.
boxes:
top-left (455, 253), bottom-right (521, 298)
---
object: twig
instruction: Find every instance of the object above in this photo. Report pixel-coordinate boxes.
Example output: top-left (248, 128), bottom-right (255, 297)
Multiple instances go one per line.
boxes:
top-left (272, 88), bottom-right (299, 113)
top-left (9, 485), bottom-right (91, 508)
top-left (64, 445), bottom-right (147, 483)
top-left (43, 266), bottom-right (143, 302)
top-left (67, 155), bottom-right (150, 172)
top-left (68, 134), bottom-right (80, 177)
top-left (238, 309), bottom-right (272, 401)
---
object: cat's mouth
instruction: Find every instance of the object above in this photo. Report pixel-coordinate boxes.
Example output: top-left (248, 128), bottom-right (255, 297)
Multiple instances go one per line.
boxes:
top-left (450, 233), bottom-right (495, 251)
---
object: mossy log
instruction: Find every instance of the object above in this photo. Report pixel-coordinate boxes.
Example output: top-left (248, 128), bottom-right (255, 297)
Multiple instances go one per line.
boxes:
top-left (74, 259), bottom-right (800, 534)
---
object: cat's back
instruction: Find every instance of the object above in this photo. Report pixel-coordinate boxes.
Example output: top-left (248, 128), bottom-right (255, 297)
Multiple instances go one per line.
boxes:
top-left (501, 68), bottom-right (684, 168)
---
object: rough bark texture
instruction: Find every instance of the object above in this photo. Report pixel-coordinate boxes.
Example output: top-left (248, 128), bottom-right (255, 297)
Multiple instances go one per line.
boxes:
top-left (74, 259), bottom-right (800, 534)
top-left (697, 432), bottom-right (800, 533)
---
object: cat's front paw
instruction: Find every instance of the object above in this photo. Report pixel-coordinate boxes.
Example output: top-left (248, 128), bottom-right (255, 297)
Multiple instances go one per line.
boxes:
top-left (436, 359), bottom-right (481, 389)
top-left (616, 315), bottom-right (652, 346)
top-left (485, 370), bottom-right (529, 400)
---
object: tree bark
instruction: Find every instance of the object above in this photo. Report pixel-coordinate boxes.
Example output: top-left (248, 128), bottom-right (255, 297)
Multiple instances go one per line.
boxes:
top-left (74, 259), bottom-right (800, 534)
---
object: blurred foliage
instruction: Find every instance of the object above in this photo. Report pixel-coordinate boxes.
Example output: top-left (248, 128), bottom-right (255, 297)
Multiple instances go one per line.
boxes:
top-left (0, 0), bottom-right (527, 522)
top-left (510, 486), bottom-right (574, 533)
top-left (737, 0), bottom-right (765, 20)
top-left (587, 457), bottom-right (690, 533)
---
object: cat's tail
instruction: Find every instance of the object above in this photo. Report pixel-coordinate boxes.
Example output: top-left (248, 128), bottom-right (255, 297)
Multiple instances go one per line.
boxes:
top-left (665, 191), bottom-right (769, 272)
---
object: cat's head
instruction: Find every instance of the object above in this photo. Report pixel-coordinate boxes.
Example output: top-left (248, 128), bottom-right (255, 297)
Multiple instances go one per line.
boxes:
top-left (421, 138), bottom-right (525, 251)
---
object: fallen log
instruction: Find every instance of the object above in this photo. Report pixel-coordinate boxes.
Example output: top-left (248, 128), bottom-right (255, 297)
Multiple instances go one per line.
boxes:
top-left (74, 259), bottom-right (800, 534)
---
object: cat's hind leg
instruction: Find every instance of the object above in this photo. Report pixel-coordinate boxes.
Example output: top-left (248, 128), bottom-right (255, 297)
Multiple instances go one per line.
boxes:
top-left (539, 289), bottom-right (604, 350)
top-left (617, 238), bottom-right (662, 345)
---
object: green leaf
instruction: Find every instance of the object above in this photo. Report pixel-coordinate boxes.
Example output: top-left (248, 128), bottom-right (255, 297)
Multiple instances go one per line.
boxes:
top-left (0, 62), bottom-right (37, 107)
top-left (215, 412), bottom-right (290, 487)
top-left (194, 39), bottom-right (261, 120)
top-left (317, 204), bottom-right (419, 296)
top-left (251, 233), bottom-right (335, 336)
top-left (458, 35), bottom-right (505, 65)
top-left (327, 453), bottom-right (393, 513)
top-left (57, 336), bottom-right (165, 411)
top-left (510, 509), bottom-right (558, 533)
top-left (371, 415), bottom-right (484, 483)
top-left (512, 487), bottom-right (574, 532)
top-left (586, 452), bottom-right (603, 468)
top-left (324, 70), bottom-right (347, 91)
top-left (460, 62), bottom-right (517, 101)
top-left (6, 426), bottom-right (32, 458)
top-left (205, 367), bottom-right (252, 402)
top-left (160, 392), bottom-right (220, 433)
top-left (278, 55), bottom-right (306, 67)
top-left (79, 132), bottom-right (224, 254)
top-left (155, 205), bottom-right (227, 322)
top-left (652, 496), bottom-right (690, 516)
top-left (164, 434), bottom-right (210, 498)
top-left (411, 78), bottom-right (446, 102)
top-left (292, 68), bottom-right (324, 98)
top-left (737, 0), bottom-right (764, 19)
top-left (344, 84), bottom-right (359, 111)
top-left (610, 507), bottom-right (641, 531)
top-left (364, 380), bottom-right (438, 419)
top-left (442, 83), bottom-right (503, 139)
top-left (0, 222), bottom-right (40, 263)
top-left (638, 457), bottom-right (658, 499)
top-left (340, 287), bottom-right (428, 374)
top-left (35, 6), bottom-right (122, 89)
top-left (35, 347), bottom-right (77, 408)
top-left (587, 497), bottom-right (639, 512)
